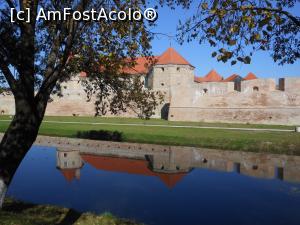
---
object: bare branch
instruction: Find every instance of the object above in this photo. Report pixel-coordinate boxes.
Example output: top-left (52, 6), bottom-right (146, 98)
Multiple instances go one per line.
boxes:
top-left (0, 60), bottom-right (17, 93)
top-left (4, 0), bottom-right (15, 8)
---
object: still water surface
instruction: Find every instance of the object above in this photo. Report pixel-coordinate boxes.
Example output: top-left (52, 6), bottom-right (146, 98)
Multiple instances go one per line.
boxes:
top-left (7, 145), bottom-right (300, 225)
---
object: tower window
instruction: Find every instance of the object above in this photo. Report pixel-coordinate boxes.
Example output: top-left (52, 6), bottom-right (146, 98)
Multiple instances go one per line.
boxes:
top-left (177, 67), bottom-right (180, 71)
top-left (253, 86), bottom-right (259, 91)
top-left (161, 67), bottom-right (164, 72)
top-left (161, 83), bottom-right (165, 86)
top-left (64, 153), bottom-right (67, 157)
top-left (203, 88), bottom-right (208, 93)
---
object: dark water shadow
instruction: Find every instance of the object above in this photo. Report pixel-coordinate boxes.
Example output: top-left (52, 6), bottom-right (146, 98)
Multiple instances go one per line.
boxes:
top-left (3, 199), bottom-right (35, 213)
top-left (57, 209), bottom-right (82, 225)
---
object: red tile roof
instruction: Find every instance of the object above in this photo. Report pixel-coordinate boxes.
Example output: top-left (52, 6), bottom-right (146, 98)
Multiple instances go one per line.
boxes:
top-left (201, 69), bottom-right (223, 82)
top-left (122, 56), bottom-right (158, 75)
top-left (82, 48), bottom-right (192, 76)
top-left (81, 154), bottom-right (187, 188)
top-left (224, 74), bottom-right (240, 82)
top-left (156, 48), bottom-right (192, 66)
top-left (244, 72), bottom-right (258, 80)
top-left (194, 76), bottom-right (204, 83)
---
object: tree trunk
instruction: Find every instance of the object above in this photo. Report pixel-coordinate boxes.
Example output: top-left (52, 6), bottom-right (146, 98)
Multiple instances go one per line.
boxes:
top-left (0, 97), bottom-right (45, 208)
top-left (0, 177), bottom-right (7, 208)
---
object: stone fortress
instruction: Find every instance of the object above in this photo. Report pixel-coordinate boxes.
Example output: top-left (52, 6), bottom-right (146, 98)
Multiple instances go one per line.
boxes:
top-left (1, 47), bottom-right (300, 125)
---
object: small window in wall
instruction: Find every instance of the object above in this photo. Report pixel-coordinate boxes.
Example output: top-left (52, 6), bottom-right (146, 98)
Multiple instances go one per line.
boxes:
top-left (177, 67), bottom-right (180, 71)
top-left (64, 153), bottom-right (68, 157)
top-left (253, 86), bottom-right (259, 91)
top-left (161, 67), bottom-right (164, 72)
top-left (161, 83), bottom-right (165, 86)
top-left (203, 88), bottom-right (208, 93)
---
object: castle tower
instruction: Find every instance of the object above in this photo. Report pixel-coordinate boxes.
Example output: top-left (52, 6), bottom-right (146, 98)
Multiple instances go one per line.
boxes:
top-left (147, 48), bottom-right (195, 119)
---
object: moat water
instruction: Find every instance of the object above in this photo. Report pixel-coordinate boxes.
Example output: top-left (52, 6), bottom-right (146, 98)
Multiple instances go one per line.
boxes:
top-left (7, 145), bottom-right (300, 225)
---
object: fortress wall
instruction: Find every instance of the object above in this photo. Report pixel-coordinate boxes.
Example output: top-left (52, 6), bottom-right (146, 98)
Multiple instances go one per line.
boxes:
top-left (195, 82), bottom-right (235, 95)
top-left (1, 73), bottom-right (300, 125)
top-left (172, 90), bottom-right (300, 108)
top-left (168, 107), bottom-right (300, 125)
top-left (169, 77), bottom-right (300, 125)
top-left (282, 77), bottom-right (300, 93)
top-left (241, 79), bottom-right (276, 93)
top-left (0, 94), bottom-right (15, 115)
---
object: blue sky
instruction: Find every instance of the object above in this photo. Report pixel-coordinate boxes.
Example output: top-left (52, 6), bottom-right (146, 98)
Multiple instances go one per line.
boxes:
top-left (148, 4), bottom-right (300, 80)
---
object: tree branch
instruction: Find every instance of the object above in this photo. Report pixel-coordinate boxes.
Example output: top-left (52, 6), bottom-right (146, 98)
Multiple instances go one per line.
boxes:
top-left (242, 6), bottom-right (300, 27)
top-left (4, 0), bottom-right (15, 8)
top-left (0, 61), bottom-right (17, 93)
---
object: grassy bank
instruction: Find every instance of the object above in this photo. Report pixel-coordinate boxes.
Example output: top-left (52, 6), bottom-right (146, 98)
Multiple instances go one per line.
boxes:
top-left (1, 116), bottom-right (300, 155)
top-left (0, 198), bottom-right (142, 225)
top-left (0, 115), bottom-right (295, 129)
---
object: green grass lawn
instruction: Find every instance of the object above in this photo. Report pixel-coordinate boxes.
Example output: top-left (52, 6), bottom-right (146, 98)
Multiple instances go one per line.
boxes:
top-left (1, 198), bottom-right (142, 225)
top-left (1, 116), bottom-right (300, 155)
top-left (0, 115), bottom-right (295, 129)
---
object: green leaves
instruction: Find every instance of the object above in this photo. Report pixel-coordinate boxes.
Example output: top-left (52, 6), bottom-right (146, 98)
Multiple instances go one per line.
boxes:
top-left (231, 60), bottom-right (237, 66)
top-left (237, 56), bottom-right (251, 64)
top-left (228, 40), bottom-right (236, 46)
top-left (174, 0), bottom-right (300, 66)
top-left (201, 3), bottom-right (208, 10)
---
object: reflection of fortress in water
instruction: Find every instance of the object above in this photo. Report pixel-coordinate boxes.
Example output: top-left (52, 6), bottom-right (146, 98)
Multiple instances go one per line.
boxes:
top-left (56, 143), bottom-right (300, 188)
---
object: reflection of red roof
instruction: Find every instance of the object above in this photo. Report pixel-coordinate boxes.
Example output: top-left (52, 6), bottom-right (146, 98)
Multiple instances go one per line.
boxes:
top-left (244, 72), bottom-right (257, 80)
top-left (201, 69), bottom-right (223, 82)
top-left (156, 173), bottom-right (187, 189)
top-left (81, 154), bottom-right (187, 188)
top-left (81, 154), bottom-right (154, 176)
top-left (224, 74), bottom-right (239, 82)
top-left (60, 169), bottom-right (77, 182)
top-left (156, 48), bottom-right (192, 66)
